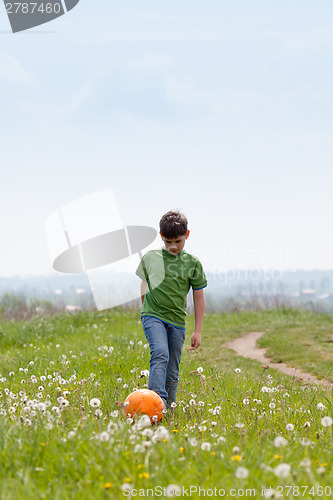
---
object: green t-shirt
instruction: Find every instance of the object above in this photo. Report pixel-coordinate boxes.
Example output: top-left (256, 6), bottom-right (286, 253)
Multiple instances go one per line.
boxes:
top-left (135, 247), bottom-right (207, 328)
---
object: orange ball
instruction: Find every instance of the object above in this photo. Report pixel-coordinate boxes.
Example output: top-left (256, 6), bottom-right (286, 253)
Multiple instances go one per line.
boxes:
top-left (123, 389), bottom-right (165, 422)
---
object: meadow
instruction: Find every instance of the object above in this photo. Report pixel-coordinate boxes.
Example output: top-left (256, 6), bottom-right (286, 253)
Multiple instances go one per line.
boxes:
top-left (0, 307), bottom-right (332, 499)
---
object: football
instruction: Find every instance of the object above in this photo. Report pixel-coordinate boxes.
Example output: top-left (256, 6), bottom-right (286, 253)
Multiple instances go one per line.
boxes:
top-left (123, 389), bottom-right (165, 422)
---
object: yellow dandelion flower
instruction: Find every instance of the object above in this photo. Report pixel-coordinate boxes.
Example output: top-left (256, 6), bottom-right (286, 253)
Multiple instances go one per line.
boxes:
top-left (40, 442), bottom-right (45, 447)
top-left (104, 483), bottom-right (112, 489)
top-left (163, 439), bottom-right (168, 442)
top-left (320, 463), bottom-right (327, 467)
top-left (211, 452), bottom-right (216, 456)
top-left (180, 447), bottom-right (184, 453)
top-left (137, 464), bottom-right (145, 469)
top-left (172, 429), bottom-right (179, 433)
top-left (98, 358), bottom-right (102, 361)
top-left (123, 477), bottom-right (131, 482)
top-left (231, 455), bottom-right (242, 462)
top-left (274, 454), bottom-right (282, 459)
top-left (138, 472), bottom-right (150, 479)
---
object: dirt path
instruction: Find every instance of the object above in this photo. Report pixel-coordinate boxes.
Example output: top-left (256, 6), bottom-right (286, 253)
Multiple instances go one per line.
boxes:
top-left (222, 332), bottom-right (333, 388)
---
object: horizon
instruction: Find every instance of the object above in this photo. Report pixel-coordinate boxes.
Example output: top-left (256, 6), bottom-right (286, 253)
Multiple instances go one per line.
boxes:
top-left (1, 267), bottom-right (333, 280)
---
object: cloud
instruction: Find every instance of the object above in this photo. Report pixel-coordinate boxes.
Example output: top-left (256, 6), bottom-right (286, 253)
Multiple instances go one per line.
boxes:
top-left (96, 29), bottom-right (221, 44)
top-left (261, 26), bottom-right (333, 53)
top-left (66, 80), bottom-right (94, 115)
top-left (0, 54), bottom-right (38, 86)
top-left (19, 79), bottom-right (94, 121)
top-left (129, 54), bottom-right (175, 73)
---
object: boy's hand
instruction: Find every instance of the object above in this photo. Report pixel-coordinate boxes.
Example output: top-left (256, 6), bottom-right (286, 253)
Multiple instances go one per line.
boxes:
top-left (191, 331), bottom-right (201, 349)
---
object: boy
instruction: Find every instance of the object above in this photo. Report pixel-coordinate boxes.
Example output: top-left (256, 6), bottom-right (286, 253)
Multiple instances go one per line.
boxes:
top-left (135, 210), bottom-right (207, 408)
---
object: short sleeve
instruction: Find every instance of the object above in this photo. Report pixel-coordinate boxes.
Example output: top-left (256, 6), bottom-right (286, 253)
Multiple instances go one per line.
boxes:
top-left (189, 259), bottom-right (207, 290)
top-left (135, 255), bottom-right (148, 282)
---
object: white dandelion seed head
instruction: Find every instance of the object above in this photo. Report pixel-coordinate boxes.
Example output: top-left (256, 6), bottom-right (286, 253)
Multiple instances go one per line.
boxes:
top-left (133, 444), bottom-right (146, 453)
top-left (321, 416), bottom-right (333, 428)
top-left (141, 428), bottom-right (154, 438)
top-left (121, 483), bottom-right (133, 494)
top-left (217, 437), bottom-right (226, 444)
top-left (317, 402), bottom-right (325, 411)
top-left (99, 431), bottom-right (110, 442)
top-left (263, 488), bottom-right (277, 498)
top-left (136, 414), bottom-right (151, 429)
top-left (235, 466), bottom-right (249, 479)
top-left (165, 484), bottom-right (182, 497)
top-left (300, 438), bottom-right (311, 446)
top-left (273, 436), bottom-right (288, 448)
top-left (152, 426), bottom-right (170, 442)
top-left (285, 423), bottom-right (294, 431)
top-left (89, 398), bottom-right (101, 408)
top-left (201, 442), bottom-right (211, 451)
top-left (274, 463), bottom-right (291, 478)
top-left (299, 458), bottom-right (311, 468)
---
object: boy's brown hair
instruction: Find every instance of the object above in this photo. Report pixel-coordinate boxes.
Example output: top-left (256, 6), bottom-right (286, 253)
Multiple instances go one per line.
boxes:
top-left (159, 210), bottom-right (188, 239)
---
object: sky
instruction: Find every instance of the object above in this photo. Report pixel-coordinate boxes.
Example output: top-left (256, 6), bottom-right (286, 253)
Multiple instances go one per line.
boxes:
top-left (0, 0), bottom-right (333, 277)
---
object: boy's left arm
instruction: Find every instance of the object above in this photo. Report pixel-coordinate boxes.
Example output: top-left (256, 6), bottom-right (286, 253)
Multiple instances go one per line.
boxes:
top-left (191, 288), bottom-right (205, 349)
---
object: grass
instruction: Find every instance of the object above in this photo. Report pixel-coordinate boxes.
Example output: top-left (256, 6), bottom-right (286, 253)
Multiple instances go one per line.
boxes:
top-left (0, 307), bottom-right (332, 499)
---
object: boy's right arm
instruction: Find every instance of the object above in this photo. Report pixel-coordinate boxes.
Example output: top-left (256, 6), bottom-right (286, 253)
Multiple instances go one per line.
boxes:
top-left (140, 280), bottom-right (148, 305)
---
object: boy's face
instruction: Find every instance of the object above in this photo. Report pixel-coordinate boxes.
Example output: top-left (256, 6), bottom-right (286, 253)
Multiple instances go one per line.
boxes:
top-left (160, 230), bottom-right (190, 255)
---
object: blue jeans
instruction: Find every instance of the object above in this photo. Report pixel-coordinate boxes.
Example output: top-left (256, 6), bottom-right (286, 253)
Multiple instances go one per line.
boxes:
top-left (141, 316), bottom-right (186, 407)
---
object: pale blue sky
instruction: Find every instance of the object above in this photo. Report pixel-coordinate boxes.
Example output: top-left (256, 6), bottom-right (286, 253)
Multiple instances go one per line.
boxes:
top-left (0, 0), bottom-right (332, 276)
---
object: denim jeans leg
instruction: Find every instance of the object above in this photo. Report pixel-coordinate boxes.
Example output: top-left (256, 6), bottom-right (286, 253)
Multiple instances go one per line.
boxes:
top-left (165, 324), bottom-right (186, 406)
top-left (141, 316), bottom-right (169, 405)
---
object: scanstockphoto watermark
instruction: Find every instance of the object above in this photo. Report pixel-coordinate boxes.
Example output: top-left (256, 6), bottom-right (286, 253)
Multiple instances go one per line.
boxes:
top-left (196, 247), bottom-right (297, 270)
top-left (45, 188), bottom-right (161, 311)
top-left (3, 0), bottom-right (80, 33)
top-left (163, 264), bottom-right (282, 284)
top-left (212, 268), bottom-right (283, 284)
top-left (122, 485), bottom-right (257, 497)
top-left (121, 484), bottom-right (332, 497)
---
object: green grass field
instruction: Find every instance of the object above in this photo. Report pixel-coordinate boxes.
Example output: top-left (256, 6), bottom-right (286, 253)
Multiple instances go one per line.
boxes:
top-left (0, 307), bottom-right (332, 499)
